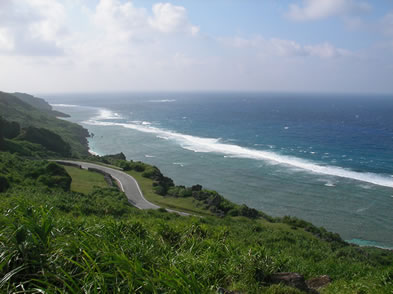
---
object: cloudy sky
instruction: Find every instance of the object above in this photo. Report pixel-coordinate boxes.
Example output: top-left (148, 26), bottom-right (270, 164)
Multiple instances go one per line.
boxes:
top-left (1, 0), bottom-right (393, 94)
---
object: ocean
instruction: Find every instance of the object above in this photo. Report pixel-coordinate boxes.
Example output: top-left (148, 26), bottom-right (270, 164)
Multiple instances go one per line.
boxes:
top-left (44, 92), bottom-right (393, 248)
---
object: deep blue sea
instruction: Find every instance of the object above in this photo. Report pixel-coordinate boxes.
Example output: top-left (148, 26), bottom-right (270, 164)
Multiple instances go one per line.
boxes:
top-left (44, 92), bottom-right (393, 248)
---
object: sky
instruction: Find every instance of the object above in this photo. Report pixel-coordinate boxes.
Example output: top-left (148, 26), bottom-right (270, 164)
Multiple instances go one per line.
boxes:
top-left (0, 0), bottom-right (393, 94)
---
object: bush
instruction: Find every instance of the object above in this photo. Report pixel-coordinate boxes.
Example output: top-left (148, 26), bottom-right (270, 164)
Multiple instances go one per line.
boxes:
top-left (37, 162), bottom-right (72, 191)
top-left (239, 204), bottom-right (260, 219)
top-left (18, 126), bottom-right (71, 156)
top-left (0, 175), bottom-right (9, 192)
top-left (0, 116), bottom-right (20, 139)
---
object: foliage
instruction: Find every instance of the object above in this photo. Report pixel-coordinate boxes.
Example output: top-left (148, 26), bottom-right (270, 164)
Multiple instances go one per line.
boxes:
top-left (64, 165), bottom-right (109, 194)
top-left (1, 138), bottom-right (51, 157)
top-left (17, 126), bottom-right (72, 157)
top-left (0, 116), bottom-right (20, 139)
top-left (0, 153), bottom-right (71, 191)
top-left (0, 90), bottom-right (392, 292)
top-left (0, 92), bottom-right (89, 156)
top-left (0, 175), bottom-right (9, 192)
top-left (0, 153), bottom-right (392, 293)
top-left (98, 157), bottom-right (259, 217)
top-left (36, 162), bottom-right (72, 191)
top-left (280, 216), bottom-right (346, 246)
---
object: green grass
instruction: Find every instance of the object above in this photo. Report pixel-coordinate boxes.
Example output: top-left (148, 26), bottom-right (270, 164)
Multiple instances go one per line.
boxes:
top-left (66, 160), bottom-right (212, 215)
top-left (0, 91), bottom-right (89, 156)
top-left (64, 166), bottom-right (109, 194)
top-left (1, 186), bottom-right (392, 293)
top-left (126, 170), bottom-right (215, 216)
top-left (1, 153), bottom-right (393, 293)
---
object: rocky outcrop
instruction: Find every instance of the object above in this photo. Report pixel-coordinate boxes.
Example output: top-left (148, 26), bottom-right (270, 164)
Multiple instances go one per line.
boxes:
top-left (270, 272), bottom-right (310, 292)
top-left (306, 275), bottom-right (332, 291)
top-left (269, 272), bottom-right (332, 293)
top-left (217, 287), bottom-right (242, 294)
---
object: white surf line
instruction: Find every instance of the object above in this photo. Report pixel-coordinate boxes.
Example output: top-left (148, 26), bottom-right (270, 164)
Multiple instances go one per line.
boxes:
top-left (83, 120), bottom-right (393, 189)
top-left (50, 103), bottom-right (79, 107)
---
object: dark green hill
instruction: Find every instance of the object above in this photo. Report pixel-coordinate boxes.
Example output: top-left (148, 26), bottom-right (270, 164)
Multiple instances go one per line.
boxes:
top-left (0, 92), bottom-right (89, 156)
top-left (12, 92), bottom-right (70, 117)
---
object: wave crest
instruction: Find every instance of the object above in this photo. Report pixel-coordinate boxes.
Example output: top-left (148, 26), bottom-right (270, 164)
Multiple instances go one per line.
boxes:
top-left (148, 99), bottom-right (176, 103)
top-left (83, 117), bottom-right (393, 188)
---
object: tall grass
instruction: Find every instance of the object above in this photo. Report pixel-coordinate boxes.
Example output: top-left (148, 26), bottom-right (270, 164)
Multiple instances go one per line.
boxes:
top-left (1, 153), bottom-right (392, 293)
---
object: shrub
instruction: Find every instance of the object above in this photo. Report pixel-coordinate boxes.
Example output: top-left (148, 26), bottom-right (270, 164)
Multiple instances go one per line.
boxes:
top-left (0, 116), bottom-right (20, 139)
top-left (37, 162), bottom-right (72, 191)
top-left (0, 175), bottom-right (9, 192)
top-left (239, 204), bottom-right (260, 219)
top-left (18, 126), bottom-right (71, 156)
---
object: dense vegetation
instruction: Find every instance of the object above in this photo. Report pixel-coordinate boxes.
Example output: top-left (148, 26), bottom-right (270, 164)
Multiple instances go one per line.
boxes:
top-left (0, 92), bottom-right (89, 156)
top-left (1, 153), bottom-right (393, 293)
top-left (0, 93), bottom-right (392, 293)
top-left (0, 116), bottom-right (72, 157)
top-left (91, 155), bottom-right (273, 220)
top-left (64, 165), bottom-right (109, 194)
top-left (11, 92), bottom-right (70, 118)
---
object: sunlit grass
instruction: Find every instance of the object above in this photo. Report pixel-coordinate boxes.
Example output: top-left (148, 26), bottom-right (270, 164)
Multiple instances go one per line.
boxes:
top-left (64, 166), bottom-right (109, 194)
top-left (2, 155), bottom-right (390, 293)
top-left (126, 170), bottom-right (214, 216)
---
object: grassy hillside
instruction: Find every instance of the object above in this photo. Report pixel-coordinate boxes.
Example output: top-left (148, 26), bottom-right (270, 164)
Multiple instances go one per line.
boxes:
top-left (0, 92), bottom-right (89, 156)
top-left (0, 93), bottom-right (392, 293)
top-left (12, 92), bottom-right (70, 118)
top-left (0, 153), bottom-right (392, 293)
top-left (64, 165), bottom-right (110, 194)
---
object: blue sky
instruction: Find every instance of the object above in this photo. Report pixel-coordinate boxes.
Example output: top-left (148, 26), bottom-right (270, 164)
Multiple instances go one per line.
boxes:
top-left (0, 0), bottom-right (393, 94)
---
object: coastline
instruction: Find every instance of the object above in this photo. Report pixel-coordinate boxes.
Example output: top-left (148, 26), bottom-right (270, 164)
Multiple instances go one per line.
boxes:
top-left (51, 100), bottom-right (393, 250)
top-left (88, 149), bottom-right (100, 156)
top-left (84, 136), bottom-right (393, 250)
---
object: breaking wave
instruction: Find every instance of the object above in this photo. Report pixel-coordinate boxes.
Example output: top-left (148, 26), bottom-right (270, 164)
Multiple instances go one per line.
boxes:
top-left (148, 99), bottom-right (176, 103)
top-left (83, 114), bottom-right (393, 189)
top-left (51, 103), bottom-right (79, 107)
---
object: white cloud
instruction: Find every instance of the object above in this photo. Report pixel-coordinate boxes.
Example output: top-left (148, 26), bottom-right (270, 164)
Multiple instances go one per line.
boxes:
top-left (0, 0), bottom-right (67, 55)
top-left (304, 42), bottom-right (352, 58)
top-left (287, 0), bottom-right (371, 21)
top-left (149, 3), bottom-right (199, 35)
top-left (91, 0), bottom-right (198, 43)
top-left (27, 0), bottom-right (67, 41)
top-left (221, 36), bottom-right (352, 58)
top-left (0, 28), bottom-right (14, 51)
top-left (0, 0), bottom-right (392, 94)
top-left (92, 0), bottom-right (148, 42)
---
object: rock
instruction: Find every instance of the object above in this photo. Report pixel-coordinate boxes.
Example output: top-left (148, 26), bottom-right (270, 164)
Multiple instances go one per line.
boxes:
top-left (207, 195), bottom-right (222, 207)
top-left (306, 275), bottom-right (332, 290)
top-left (217, 287), bottom-right (242, 294)
top-left (270, 272), bottom-right (309, 292)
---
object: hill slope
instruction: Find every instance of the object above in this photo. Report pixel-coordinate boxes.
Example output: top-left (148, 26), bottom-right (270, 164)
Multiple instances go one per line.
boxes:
top-left (12, 92), bottom-right (70, 117)
top-left (1, 152), bottom-right (392, 293)
top-left (0, 92), bottom-right (392, 293)
top-left (0, 92), bottom-right (89, 156)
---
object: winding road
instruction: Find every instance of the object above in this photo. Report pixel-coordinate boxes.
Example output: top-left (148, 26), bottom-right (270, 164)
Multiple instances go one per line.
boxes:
top-left (56, 160), bottom-right (190, 216)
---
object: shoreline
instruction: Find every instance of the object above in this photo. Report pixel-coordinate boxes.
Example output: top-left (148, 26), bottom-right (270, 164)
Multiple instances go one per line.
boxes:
top-left (54, 104), bottom-right (393, 251)
top-left (88, 148), bottom-right (100, 156)
top-left (85, 142), bottom-right (393, 250)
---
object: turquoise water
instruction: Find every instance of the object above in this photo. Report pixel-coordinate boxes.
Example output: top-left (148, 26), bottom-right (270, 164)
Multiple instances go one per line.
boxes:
top-left (45, 92), bottom-right (393, 248)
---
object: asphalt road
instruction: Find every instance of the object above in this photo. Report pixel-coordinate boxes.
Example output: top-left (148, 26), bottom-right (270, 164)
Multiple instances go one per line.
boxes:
top-left (56, 160), bottom-right (190, 216)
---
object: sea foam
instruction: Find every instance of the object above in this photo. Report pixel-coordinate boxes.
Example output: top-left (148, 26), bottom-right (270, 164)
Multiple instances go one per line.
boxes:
top-left (51, 103), bottom-right (79, 107)
top-left (83, 117), bottom-right (393, 189)
top-left (93, 109), bottom-right (123, 120)
top-left (148, 99), bottom-right (176, 103)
